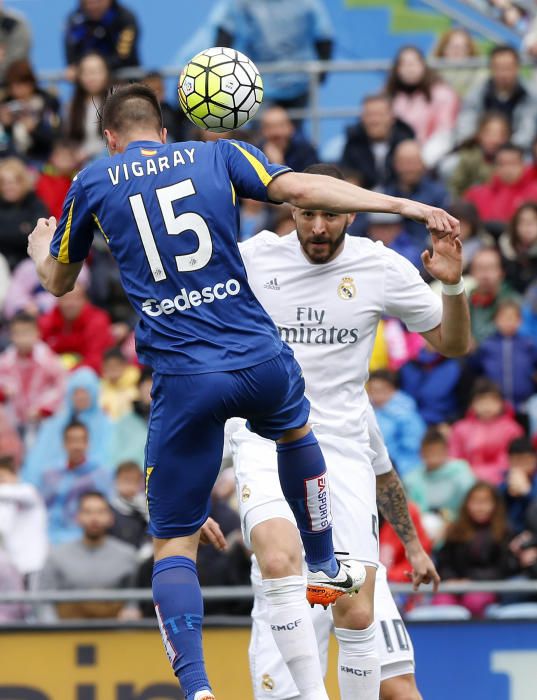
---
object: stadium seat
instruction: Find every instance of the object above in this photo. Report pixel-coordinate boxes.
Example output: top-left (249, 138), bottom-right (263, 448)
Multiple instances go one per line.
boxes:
top-left (485, 603), bottom-right (537, 620)
top-left (404, 604), bottom-right (472, 621)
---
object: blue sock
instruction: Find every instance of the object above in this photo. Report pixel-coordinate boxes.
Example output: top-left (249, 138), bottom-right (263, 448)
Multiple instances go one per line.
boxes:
top-left (152, 556), bottom-right (211, 699)
top-left (277, 431), bottom-right (338, 577)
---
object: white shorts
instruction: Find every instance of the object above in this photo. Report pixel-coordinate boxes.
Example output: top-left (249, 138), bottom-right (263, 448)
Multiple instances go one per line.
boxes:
top-left (233, 429), bottom-right (380, 567)
top-left (249, 559), bottom-right (415, 700)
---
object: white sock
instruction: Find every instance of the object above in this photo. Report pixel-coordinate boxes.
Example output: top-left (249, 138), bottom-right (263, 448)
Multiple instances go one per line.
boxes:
top-left (262, 576), bottom-right (329, 700)
top-left (335, 623), bottom-right (381, 700)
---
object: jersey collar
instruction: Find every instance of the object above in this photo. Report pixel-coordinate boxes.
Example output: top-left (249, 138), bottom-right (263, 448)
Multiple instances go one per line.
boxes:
top-left (125, 140), bottom-right (164, 151)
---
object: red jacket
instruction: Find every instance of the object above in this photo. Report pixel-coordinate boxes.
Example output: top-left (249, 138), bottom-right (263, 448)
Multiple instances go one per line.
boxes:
top-left (464, 167), bottom-right (537, 222)
top-left (448, 404), bottom-right (524, 485)
top-left (39, 302), bottom-right (114, 374)
top-left (36, 172), bottom-right (72, 221)
top-left (379, 502), bottom-right (432, 583)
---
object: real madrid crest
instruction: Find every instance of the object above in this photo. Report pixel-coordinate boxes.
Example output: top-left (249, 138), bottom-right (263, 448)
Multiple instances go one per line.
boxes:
top-left (337, 276), bottom-right (356, 300)
top-left (241, 484), bottom-right (251, 502)
top-left (262, 674), bottom-right (275, 691)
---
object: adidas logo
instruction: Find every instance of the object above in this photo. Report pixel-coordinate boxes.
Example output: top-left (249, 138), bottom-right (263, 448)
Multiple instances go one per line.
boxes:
top-left (264, 277), bottom-right (280, 290)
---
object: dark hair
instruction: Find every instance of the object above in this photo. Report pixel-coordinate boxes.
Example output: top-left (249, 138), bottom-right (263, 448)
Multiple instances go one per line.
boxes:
top-left (115, 460), bottom-right (143, 477)
top-left (489, 44), bottom-right (520, 64)
top-left (385, 46), bottom-right (439, 101)
top-left (104, 347), bottom-right (126, 363)
top-left (494, 298), bottom-right (521, 320)
top-left (362, 93), bottom-right (392, 108)
top-left (421, 428), bottom-right (447, 449)
top-left (67, 53), bottom-right (110, 143)
top-left (10, 311), bottom-right (37, 327)
top-left (368, 369), bottom-right (398, 388)
top-left (63, 420), bottom-right (89, 438)
top-left (0, 455), bottom-right (16, 473)
top-left (78, 490), bottom-right (109, 509)
top-left (303, 163), bottom-right (345, 180)
top-left (495, 142), bottom-right (524, 161)
top-left (447, 482), bottom-right (508, 543)
top-left (508, 201), bottom-right (537, 251)
top-left (470, 378), bottom-right (503, 402)
top-left (5, 59), bottom-right (37, 88)
top-left (508, 436), bottom-right (535, 455)
top-left (100, 83), bottom-right (163, 135)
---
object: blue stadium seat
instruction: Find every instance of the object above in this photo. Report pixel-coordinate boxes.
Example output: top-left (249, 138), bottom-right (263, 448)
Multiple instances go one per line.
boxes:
top-left (486, 603), bottom-right (537, 620)
top-left (404, 604), bottom-right (472, 621)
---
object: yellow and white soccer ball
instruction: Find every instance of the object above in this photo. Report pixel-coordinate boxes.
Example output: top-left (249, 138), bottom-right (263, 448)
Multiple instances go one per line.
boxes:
top-left (178, 47), bottom-right (263, 132)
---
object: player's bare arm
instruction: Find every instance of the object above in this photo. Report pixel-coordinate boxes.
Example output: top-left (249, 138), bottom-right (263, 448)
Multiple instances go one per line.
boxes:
top-left (267, 171), bottom-right (459, 235)
top-left (28, 217), bottom-right (82, 297)
top-left (376, 469), bottom-right (440, 593)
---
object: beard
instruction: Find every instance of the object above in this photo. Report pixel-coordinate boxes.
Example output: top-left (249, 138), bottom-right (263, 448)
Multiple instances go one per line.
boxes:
top-left (297, 224), bottom-right (347, 264)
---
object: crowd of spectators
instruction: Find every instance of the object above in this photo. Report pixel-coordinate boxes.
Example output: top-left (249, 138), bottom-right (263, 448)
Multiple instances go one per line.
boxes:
top-left (1, 0), bottom-right (537, 623)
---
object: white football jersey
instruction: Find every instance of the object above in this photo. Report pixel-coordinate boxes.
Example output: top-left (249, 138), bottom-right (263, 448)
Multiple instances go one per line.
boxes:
top-left (239, 230), bottom-right (442, 441)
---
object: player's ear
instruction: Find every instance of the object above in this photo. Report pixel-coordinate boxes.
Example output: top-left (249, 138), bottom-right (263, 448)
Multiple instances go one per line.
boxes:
top-left (160, 127), bottom-right (167, 144)
top-left (347, 213), bottom-right (356, 226)
top-left (104, 129), bottom-right (116, 153)
top-left (291, 206), bottom-right (298, 221)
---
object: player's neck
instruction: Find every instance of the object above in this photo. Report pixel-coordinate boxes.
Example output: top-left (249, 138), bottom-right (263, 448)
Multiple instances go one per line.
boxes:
top-left (114, 131), bottom-right (163, 153)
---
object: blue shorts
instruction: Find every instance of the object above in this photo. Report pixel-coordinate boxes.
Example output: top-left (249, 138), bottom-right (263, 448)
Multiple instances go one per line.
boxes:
top-left (145, 344), bottom-right (310, 539)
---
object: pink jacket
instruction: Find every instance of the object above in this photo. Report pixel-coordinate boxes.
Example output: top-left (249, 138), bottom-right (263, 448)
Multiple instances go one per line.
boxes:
top-left (392, 82), bottom-right (459, 145)
top-left (0, 342), bottom-right (66, 426)
top-left (448, 405), bottom-right (524, 485)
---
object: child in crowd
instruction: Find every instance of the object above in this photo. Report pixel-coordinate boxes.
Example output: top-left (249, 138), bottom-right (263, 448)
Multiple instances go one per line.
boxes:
top-left (35, 139), bottom-right (79, 220)
top-left (405, 429), bottom-right (475, 541)
top-left (108, 461), bottom-right (147, 549)
top-left (435, 482), bottom-right (518, 617)
top-left (100, 348), bottom-right (140, 419)
top-left (472, 300), bottom-right (537, 411)
top-left (499, 438), bottom-right (537, 535)
top-left (449, 379), bottom-right (524, 484)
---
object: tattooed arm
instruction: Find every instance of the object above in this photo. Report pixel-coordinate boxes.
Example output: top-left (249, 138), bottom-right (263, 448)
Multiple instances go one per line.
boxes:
top-left (376, 468), bottom-right (440, 592)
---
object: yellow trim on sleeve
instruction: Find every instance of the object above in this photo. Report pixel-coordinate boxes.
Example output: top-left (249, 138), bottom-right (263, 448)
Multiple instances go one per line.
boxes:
top-left (231, 182), bottom-right (236, 206)
top-left (92, 213), bottom-right (109, 243)
top-left (58, 198), bottom-right (75, 263)
top-left (230, 141), bottom-right (272, 187)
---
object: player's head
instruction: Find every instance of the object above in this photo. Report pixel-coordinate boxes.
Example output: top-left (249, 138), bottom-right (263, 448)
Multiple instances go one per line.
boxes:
top-left (101, 83), bottom-right (166, 154)
top-left (293, 164), bottom-right (355, 264)
top-left (78, 491), bottom-right (113, 541)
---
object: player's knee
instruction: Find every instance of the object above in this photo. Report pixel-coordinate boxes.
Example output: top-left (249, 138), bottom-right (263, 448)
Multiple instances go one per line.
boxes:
top-left (335, 596), bottom-right (374, 630)
top-left (381, 675), bottom-right (422, 700)
top-left (259, 549), bottom-right (300, 579)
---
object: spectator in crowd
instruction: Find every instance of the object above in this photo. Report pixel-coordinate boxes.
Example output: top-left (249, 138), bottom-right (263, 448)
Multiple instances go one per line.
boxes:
top-left (472, 300), bottom-right (537, 410)
top-left (367, 369), bottom-right (426, 478)
top-left (23, 367), bottom-right (113, 485)
top-left (399, 340), bottom-right (463, 425)
top-left (432, 27), bottom-right (482, 97)
top-left (464, 144), bottom-right (537, 227)
top-left (0, 407), bottom-right (23, 470)
top-left (108, 461), bottom-right (147, 549)
top-left (366, 211), bottom-right (423, 272)
top-left (499, 437), bottom-right (537, 535)
top-left (522, 278), bottom-right (537, 339)
top-left (38, 491), bottom-right (137, 620)
top-left (384, 139), bottom-right (450, 246)
top-left (341, 94), bottom-right (415, 190)
top-left (35, 421), bottom-right (112, 545)
top-left (0, 59), bottom-right (61, 163)
top-left (0, 156), bottom-right (48, 270)
top-left (64, 0), bottom-right (140, 76)
top-left (0, 3), bottom-right (31, 84)
top-left (65, 52), bottom-right (110, 161)
top-left (468, 247), bottom-right (519, 344)
top-left (238, 198), bottom-right (272, 242)
top-left (370, 317), bottom-right (424, 373)
top-left (109, 368), bottom-right (151, 469)
top-left (405, 429), bottom-right (475, 528)
top-left (449, 112), bottom-right (511, 199)
top-left (0, 456), bottom-right (48, 581)
top-left (39, 282), bottom-right (114, 374)
top-left (0, 549), bottom-right (25, 622)
top-left (142, 70), bottom-right (191, 143)
top-left (379, 501), bottom-right (432, 583)
top-left (36, 139), bottom-right (79, 220)
top-left (499, 202), bottom-right (537, 294)
top-left (435, 482), bottom-right (517, 616)
top-left (385, 46), bottom-right (459, 166)
top-left (258, 105), bottom-right (318, 172)
top-left (100, 347), bottom-right (139, 419)
top-left (456, 45), bottom-right (537, 151)
top-left (449, 200), bottom-right (495, 273)
top-left (509, 499), bottom-right (537, 582)
top-left (216, 0), bottom-right (333, 111)
top-left (0, 250), bottom-right (9, 309)
top-left (0, 312), bottom-right (66, 438)
top-left (449, 379), bottom-right (524, 485)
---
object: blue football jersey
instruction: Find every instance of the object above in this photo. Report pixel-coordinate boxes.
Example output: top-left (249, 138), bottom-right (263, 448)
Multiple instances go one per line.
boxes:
top-left (50, 139), bottom-right (290, 374)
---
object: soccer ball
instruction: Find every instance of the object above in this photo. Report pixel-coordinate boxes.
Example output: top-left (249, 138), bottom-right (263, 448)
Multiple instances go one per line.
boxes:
top-left (178, 47), bottom-right (263, 132)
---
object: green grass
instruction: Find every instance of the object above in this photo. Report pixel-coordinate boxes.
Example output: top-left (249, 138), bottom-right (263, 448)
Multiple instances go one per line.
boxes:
top-left (346, 0), bottom-right (451, 34)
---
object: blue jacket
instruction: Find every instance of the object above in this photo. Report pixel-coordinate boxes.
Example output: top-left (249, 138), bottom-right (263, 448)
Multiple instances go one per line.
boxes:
top-left (399, 349), bottom-right (462, 424)
top-left (498, 475), bottom-right (537, 535)
top-left (473, 332), bottom-right (537, 409)
top-left (373, 390), bottom-right (426, 478)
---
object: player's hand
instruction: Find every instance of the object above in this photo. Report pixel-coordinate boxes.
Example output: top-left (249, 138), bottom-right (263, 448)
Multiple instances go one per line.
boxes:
top-left (421, 232), bottom-right (463, 285)
top-left (405, 545), bottom-right (441, 592)
top-left (398, 201), bottom-right (460, 238)
top-left (200, 517), bottom-right (227, 551)
top-left (27, 216), bottom-right (57, 261)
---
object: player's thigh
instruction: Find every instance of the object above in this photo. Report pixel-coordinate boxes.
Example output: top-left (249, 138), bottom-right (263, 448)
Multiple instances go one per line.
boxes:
top-left (145, 372), bottom-right (228, 539)
top-left (375, 564), bottom-right (415, 683)
top-left (380, 673), bottom-right (422, 700)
